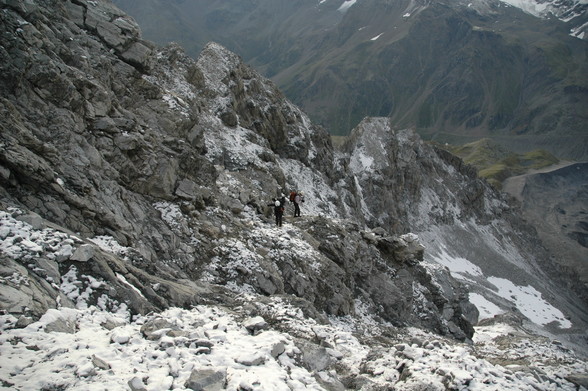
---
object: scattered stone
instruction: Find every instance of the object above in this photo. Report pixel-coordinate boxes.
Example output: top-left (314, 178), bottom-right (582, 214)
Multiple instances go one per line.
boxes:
top-left (140, 318), bottom-right (175, 340)
top-left (410, 337), bottom-right (424, 347)
top-left (101, 318), bottom-right (127, 331)
top-left (110, 328), bottom-right (132, 344)
top-left (70, 244), bottom-right (95, 263)
top-left (243, 316), bottom-right (268, 334)
top-left (300, 342), bottom-right (333, 372)
top-left (128, 376), bottom-right (148, 391)
top-left (76, 362), bottom-right (97, 378)
top-left (16, 213), bottom-right (44, 230)
top-left (45, 317), bottom-right (76, 334)
top-left (91, 354), bottom-right (111, 370)
top-left (193, 339), bottom-right (214, 349)
top-left (395, 344), bottom-right (407, 351)
top-left (271, 342), bottom-right (286, 358)
top-left (184, 368), bottom-right (226, 391)
top-left (15, 316), bottom-right (34, 329)
top-left (235, 353), bottom-right (266, 366)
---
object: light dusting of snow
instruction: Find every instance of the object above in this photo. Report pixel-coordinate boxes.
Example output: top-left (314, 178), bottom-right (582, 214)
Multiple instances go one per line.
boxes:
top-left (278, 158), bottom-right (342, 218)
top-left (142, 48), bottom-right (196, 118)
top-left (570, 20), bottom-right (588, 38)
top-left (154, 201), bottom-right (184, 230)
top-left (88, 235), bottom-right (129, 256)
top-left (2, 300), bottom-right (584, 390)
top-left (204, 120), bottom-right (270, 171)
top-left (498, 0), bottom-right (549, 16)
top-left (1, 200), bottom-right (586, 389)
top-left (197, 42), bottom-right (242, 94)
top-left (0, 210), bottom-right (80, 262)
top-left (498, 0), bottom-right (587, 27)
top-left (337, 0), bottom-right (358, 12)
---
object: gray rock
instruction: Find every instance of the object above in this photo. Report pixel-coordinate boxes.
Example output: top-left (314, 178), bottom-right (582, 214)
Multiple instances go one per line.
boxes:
top-left (271, 342), bottom-right (286, 358)
top-left (299, 342), bottom-right (333, 372)
top-left (243, 316), bottom-right (268, 334)
top-left (128, 376), bottom-right (148, 391)
top-left (45, 317), bottom-right (76, 334)
top-left (566, 374), bottom-right (588, 389)
top-left (184, 368), bottom-right (227, 391)
top-left (16, 212), bottom-right (44, 229)
top-left (120, 41), bottom-right (153, 69)
top-left (71, 244), bottom-right (95, 263)
top-left (140, 318), bottom-right (174, 340)
top-left (15, 316), bottom-right (34, 328)
top-left (34, 258), bottom-right (60, 283)
top-left (175, 179), bottom-right (199, 200)
top-left (235, 354), bottom-right (266, 366)
top-left (91, 354), bottom-right (111, 370)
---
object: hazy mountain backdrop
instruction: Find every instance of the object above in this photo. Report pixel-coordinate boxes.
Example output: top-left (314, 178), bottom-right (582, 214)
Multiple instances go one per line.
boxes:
top-left (114, 0), bottom-right (588, 160)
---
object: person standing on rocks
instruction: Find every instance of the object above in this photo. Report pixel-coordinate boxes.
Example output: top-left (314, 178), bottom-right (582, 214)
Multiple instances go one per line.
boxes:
top-left (293, 191), bottom-right (304, 217)
top-left (269, 195), bottom-right (286, 227)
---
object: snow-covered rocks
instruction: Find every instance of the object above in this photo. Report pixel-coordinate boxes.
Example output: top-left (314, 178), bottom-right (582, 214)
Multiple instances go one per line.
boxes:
top-left (1, 302), bottom-right (586, 390)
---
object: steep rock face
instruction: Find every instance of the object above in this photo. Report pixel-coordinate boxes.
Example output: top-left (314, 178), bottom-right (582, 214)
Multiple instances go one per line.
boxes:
top-left (340, 117), bottom-right (588, 347)
top-left (0, 0), bottom-right (477, 341)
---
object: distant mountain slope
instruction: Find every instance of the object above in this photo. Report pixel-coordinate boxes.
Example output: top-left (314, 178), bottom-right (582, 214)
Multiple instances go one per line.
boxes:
top-left (503, 162), bottom-right (588, 294)
top-left (114, 0), bottom-right (588, 160)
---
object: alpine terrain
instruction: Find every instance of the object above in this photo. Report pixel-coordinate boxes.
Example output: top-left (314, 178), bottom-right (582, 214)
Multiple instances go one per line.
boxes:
top-left (0, 1), bottom-right (587, 390)
top-left (113, 0), bottom-right (588, 160)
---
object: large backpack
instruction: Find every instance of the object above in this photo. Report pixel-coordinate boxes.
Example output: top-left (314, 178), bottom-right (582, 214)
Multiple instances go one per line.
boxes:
top-left (289, 191), bottom-right (297, 202)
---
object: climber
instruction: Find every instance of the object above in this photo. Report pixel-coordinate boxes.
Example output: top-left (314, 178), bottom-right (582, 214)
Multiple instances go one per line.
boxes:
top-left (268, 196), bottom-right (286, 227)
top-left (293, 191), bottom-right (304, 217)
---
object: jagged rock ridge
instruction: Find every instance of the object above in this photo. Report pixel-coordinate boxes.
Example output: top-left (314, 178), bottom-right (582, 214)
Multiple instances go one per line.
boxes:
top-left (0, 0), bottom-right (476, 341)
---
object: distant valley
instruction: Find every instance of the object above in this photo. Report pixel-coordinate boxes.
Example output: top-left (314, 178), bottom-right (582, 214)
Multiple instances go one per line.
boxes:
top-left (114, 0), bottom-right (588, 160)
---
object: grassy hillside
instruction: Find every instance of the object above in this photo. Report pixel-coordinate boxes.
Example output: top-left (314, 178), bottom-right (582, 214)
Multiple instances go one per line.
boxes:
top-left (437, 139), bottom-right (560, 189)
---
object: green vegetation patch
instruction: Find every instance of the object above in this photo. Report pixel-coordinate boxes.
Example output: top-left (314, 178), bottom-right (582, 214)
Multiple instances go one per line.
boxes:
top-left (438, 138), bottom-right (559, 189)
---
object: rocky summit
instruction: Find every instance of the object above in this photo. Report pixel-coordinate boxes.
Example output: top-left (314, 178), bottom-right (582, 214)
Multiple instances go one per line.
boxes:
top-left (0, 1), bottom-right (587, 390)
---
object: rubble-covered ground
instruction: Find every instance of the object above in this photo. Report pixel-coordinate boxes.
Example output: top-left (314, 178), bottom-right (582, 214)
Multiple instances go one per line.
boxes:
top-left (1, 208), bottom-right (586, 391)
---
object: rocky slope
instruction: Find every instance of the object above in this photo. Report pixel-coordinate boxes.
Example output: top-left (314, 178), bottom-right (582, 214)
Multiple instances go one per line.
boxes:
top-left (503, 162), bottom-right (588, 297)
top-left (0, 0), bottom-right (587, 389)
top-left (114, 0), bottom-right (588, 160)
top-left (0, 0), bottom-right (475, 340)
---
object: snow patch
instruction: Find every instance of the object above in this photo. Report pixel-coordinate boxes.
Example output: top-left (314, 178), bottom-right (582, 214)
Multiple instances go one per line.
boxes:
top-left (431, 246), bottom-right (484, 278)
top-left (469, 292), bottom-right (505, 321)
top-left (338, 0), bottom-right (358, 12)
top-left (488, 277), bottom-right (572, 328)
